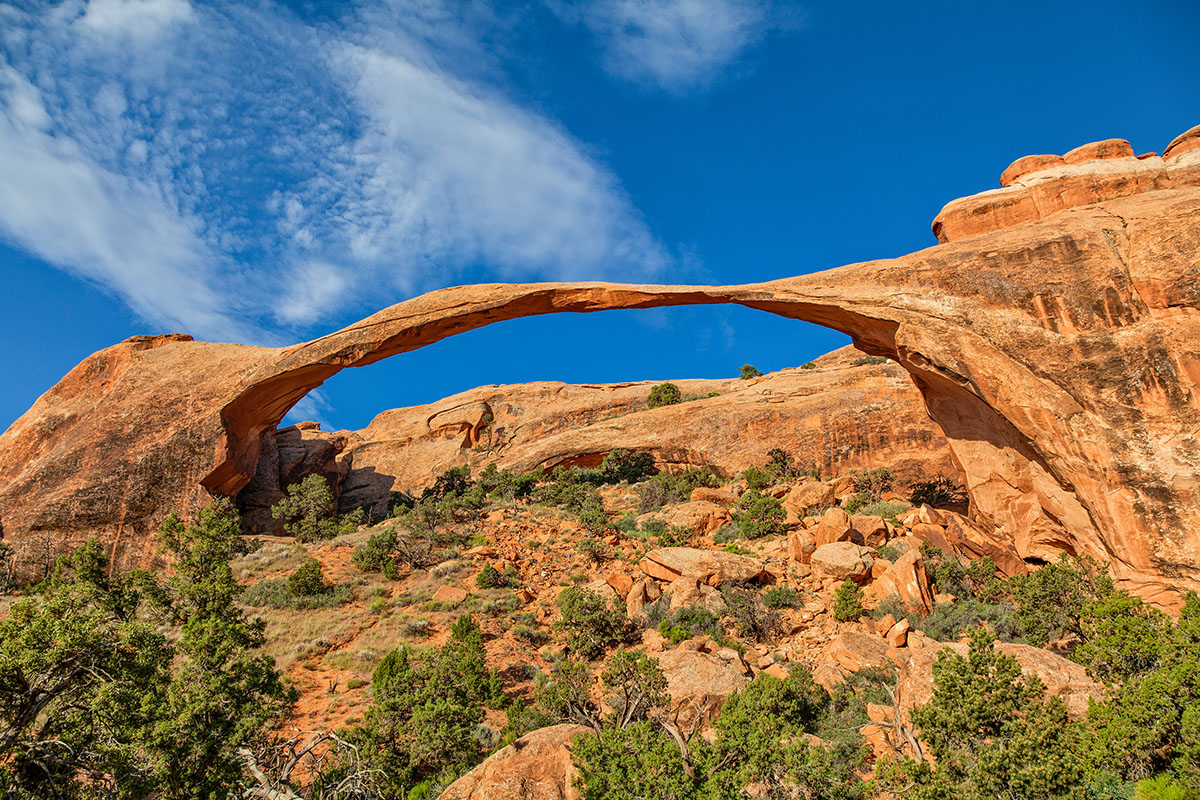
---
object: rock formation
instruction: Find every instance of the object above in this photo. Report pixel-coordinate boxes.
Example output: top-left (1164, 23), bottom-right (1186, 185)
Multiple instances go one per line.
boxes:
top-left (440, 724), bottom-right (589, 800)
top-left (256, 345), bottom-right (952, 527)
top-left (2, 125), bottom-right (1199, 605)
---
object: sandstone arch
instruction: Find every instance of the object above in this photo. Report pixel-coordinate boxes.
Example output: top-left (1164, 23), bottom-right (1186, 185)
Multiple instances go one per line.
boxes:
top-left (2, 126), bottom-right (1200, 605)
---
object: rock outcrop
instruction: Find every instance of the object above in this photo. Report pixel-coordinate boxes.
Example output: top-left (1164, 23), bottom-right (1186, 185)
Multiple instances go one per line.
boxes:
top-left (2, 126), bottom-right (1200, 605)
top-left (440, 724), bottom-right (589, 800)
top-left (896, 641), bottom-right (1104, 722)
top-left (639, 547), bottom-right (766, 586)
top-left (242, 345), bottom-right (953, 527)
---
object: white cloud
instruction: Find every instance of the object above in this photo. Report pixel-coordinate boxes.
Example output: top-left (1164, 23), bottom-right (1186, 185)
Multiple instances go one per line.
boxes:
top-left (557, 0), bottom-right (802, 91)
top-left (0, 0), bottom-right (673, 343)
top-left (309, 42), bottom-right (669, 282)
top-left (0, 64), bottom-right (247, 341)
top-left (79, 0), bottom-right (194, 42)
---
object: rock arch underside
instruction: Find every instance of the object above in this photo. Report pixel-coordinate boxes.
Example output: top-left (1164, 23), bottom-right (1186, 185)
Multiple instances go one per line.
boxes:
top-left (2, 125), bottom-right (1200, 607)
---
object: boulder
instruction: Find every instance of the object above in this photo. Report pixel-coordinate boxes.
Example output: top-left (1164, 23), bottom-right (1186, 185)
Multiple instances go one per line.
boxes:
top-left (788, 529), bottom-right (816, 564)
top-left (441, 723), bottom-right (590, 800)
top-left (814, 507), bottom-right (855, 546)
top-left (940, 512), bottom-right (1027, 577)
top-left (642, 501), bottom-right (731, 537)
top-left (432, 585), bottom-right (469, 604)
top-left (811, 541), bottom-right (875, 583)
top-left (812, 661), bottom-right (848, 692)
top-left (885, 618), bottom-right (911, 648)
top-left (625, 577), bottom-right (658, 618)
top-left (691, 486), bottom-right (737, 506)
top-left (640, 547), bottom-right (764, 587)
top-left (897, 641), bottom-right (1104, 723)
top-left (783, 480), bottom-right (836, 519)
top-left (665, 576), bottom-right (726, 614)
top-left (580, 579), bottom-right (618, 602)
top-left (828, 631), bottom-right (890, 673)
top-left (865, 550), bottom-right (933, 614)
top-left (851, 514), bottom-right (889, 547)
top-left (656, 649), bottom-right (749, 730)
top-left (605, 572), bottom-right (634, 597)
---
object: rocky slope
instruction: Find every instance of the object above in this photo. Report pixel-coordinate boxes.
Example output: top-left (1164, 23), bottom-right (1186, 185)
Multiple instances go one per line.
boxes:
top-left (238, 464), bottom-right (1072, 796)
top-left (2, 124), bottom-right (1200, 604)
top-left (238, 346), bottom-right (956, 532)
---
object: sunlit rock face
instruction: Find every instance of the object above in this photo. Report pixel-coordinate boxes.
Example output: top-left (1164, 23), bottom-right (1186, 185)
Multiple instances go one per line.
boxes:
top-left (2, 125), bottom-right (1200, 606)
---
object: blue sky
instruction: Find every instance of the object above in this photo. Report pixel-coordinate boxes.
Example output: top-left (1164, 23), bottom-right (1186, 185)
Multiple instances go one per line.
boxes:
top-left (1, 0), bottom-right (1198, 432)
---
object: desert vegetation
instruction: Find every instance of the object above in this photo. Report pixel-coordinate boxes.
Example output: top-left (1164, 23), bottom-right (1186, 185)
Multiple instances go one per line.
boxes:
top-left (4, 443), bottom-right (1198, 800)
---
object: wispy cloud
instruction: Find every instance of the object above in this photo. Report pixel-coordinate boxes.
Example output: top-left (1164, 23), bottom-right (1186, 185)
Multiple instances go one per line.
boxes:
top-left (554, 0), bottom-right (804, 92)
top-left (0, 1), bottom-right (672, 343)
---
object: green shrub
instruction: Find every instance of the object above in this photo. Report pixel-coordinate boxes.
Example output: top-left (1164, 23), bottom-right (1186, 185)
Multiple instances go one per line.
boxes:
top-left (513, 624), bottom-right (550, 646)
top-left (401, 618), bottom-right (432, 638)
top-left (832, 580), bottom-right (865, 622)
top-left (856, 500), bottom-right (910, 521)
top-left (573, 721), bottom-right (694, 799)
top-left (1135, 776), bottom-right (1190, 800)
top-left (657, 605), bottom-right (722, 643)
top-left (634, 467), bottom-right (720, 512)
top-left (657, 620), bottom-right (691, 644)
top-left (287, 558), bottom-right (327, 596)
top-left (915, 598), bottom-right (1021, 643)
top-left (1007, 554), bottom-right (1112, 647)
top-left (363, 615), bottom-right (503, 793)
top-left (476, 463), bottom-right (541, 502)
top-left (740, 465), bottom-right (773, 491)
top-left (908, 476), bottom-right (969, 507)
top-left (240, 576), bottom-right (353, 609)
top-left (647, 382), bottom-right (682, 409)
top-left (739, 364), bottom-right (763, 379)
top-left (724, 584), bottom-right (782, 642)
top-left (848, 467), bottom-right (894, 503)
top-left (920, 544), bottom-right (969, 597)
top-left (801, 361), bottom-right (816, 369)
top-left (763, 585), bottom-right (803, 609)
top-left (851, 355), bottom-right (889, 366)
top-left (577, 493), bottom-right (610, 535)
top-left (271, 474), bottom-right (365, 542)
top-left (612, 512), bottom-right (639, 534)
top-left (871, 594), bottom-right (906, 622)
top-left (885, 628), bottom-right (1091, 800)
top-left (0, 508), bottom-right (293, 800)
top-left (422, 465), bottom-right (472, 501)
top-left (732, 489), bottom-right (786, 539)
top-left (576, 536), bottom-right (611, 564)
top-left (657, 525), bottom-right (691, 547)
top-left (597, 449), bottom-right (658, 484)
top-left (352, 526), bottom-right (399, 576)
top-left (703, 667), bottom-right (867, 799)
top-left (876, 544), bottom-right (901, 562)
top-left (762, 448), bottom-right (818, 481)
top-left (475, 564), bottom-right (517, 589)
top-left (480, 596), bottom-right (519, 616)
top-left (554, 586), bottom-right (633, 659)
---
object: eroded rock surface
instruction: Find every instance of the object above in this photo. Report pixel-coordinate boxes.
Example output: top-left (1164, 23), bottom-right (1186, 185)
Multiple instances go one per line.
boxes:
top-left (315, 345), bottom-right (951, 522)
top-left (440, 724), bottom-right (589, 800)
top-left (3, 127), bottom-right (1200, 604)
